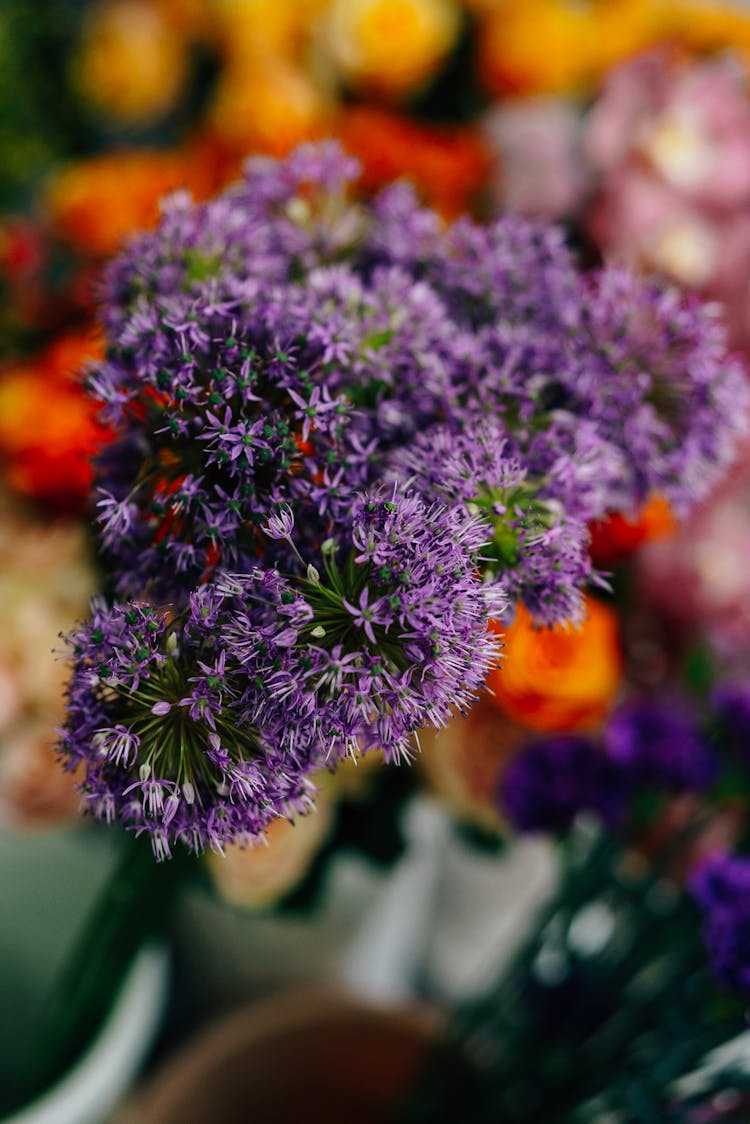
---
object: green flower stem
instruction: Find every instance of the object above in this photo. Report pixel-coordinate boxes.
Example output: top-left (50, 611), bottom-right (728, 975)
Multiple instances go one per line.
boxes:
top-left (397, 823), bottom-right (745, 1123)
top-left (12, 830), bottom-right (192, 1112)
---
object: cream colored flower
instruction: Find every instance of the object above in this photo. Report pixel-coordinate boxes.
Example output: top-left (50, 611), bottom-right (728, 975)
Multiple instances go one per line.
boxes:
top-left (207, 786), bottom-right (335, 910)
top-left (73, 0), bottom-right (189, 125)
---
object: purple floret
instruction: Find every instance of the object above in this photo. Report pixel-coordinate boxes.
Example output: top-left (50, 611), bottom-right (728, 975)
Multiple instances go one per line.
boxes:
top-left (389, 417), bottom-right (596, 625)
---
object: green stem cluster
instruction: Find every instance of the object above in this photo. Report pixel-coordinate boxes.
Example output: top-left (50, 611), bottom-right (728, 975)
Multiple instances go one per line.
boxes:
top-left (396, 824), bottom-right (746, 1124)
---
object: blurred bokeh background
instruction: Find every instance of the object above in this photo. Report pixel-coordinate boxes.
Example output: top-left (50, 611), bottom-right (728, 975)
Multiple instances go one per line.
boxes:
top-left (7, 2), bottom-right (750, 1119)
top-left (6, 0), bottom-right (750, 839)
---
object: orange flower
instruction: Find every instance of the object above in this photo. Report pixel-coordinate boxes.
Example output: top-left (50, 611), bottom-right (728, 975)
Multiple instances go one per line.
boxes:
top-left (46, 149), bottom-right (214, 257)
top-left (664, 1), bottom-right (750, 60)
top-left (478, 0), bottom-right (664, 96)
top-left (0, 330), bottom-right (110, 510)
top-left (321, 0), bottom-right (462, 98)
top-left (209, 0), bottom-right (327, 63)
top-left (487, 597), bottom-right (623, 733)
top-left (208, 57), bottom-right (332, 160)
top-left (338, 106), bottom-right (490, 218)
top-left (73, 0), bottom-right (189, 125)
top-left (588, 495), bottom-right (676, 566)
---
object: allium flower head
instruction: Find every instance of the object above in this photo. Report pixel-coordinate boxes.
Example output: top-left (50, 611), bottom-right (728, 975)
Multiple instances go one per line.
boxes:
top-left (576, 268), bottom-right (749, 515)
top-left (391, 418), bottom-right (594, 625)
top-left (60, 593), bottom-right (325, 858)
top-left (262, 488), bottom-right (504, 762)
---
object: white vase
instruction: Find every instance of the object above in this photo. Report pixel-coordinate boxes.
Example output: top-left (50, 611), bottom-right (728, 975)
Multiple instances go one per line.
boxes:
top-left (0, 829), bottom-right (169, 1124)
top-left (172, 796), bottom-right (447, 1009)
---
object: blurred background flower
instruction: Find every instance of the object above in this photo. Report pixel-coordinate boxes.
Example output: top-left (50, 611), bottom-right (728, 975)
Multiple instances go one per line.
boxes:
top-left (5, 10), bottom-right (750, 1108)
top-left (486, 598), bottom-right (623, 734)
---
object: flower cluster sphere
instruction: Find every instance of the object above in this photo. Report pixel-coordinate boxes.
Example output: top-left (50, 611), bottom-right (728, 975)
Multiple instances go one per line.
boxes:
top-left (59, 143), bottom-right (748, 857)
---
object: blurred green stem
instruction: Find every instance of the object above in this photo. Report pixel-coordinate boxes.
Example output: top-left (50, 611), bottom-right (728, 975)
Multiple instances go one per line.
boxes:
top-left (11, 831), bottom-right (191, 1112)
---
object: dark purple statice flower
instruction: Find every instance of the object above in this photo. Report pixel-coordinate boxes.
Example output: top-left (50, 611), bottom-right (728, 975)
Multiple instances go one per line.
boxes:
top-left (499, 735), bottom-right (628, 835)
top-left (712, 682), bottom-right (750, 764)
top-left (690, 855), bottom-right (750, 996)
top-left (604, 697), bottom-right (717, 793)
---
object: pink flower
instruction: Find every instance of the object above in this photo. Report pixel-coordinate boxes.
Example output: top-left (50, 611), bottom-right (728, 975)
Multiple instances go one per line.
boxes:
top-left (483, 96), bottom-right (588, 220)
top-left (584, 49), bottom-right (750, 353)
top-left (636, 442), bottom-right (750, 662)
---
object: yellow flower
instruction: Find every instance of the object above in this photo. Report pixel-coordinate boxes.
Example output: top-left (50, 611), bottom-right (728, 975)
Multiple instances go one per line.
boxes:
top-left (208, 57), bottom-right (332, 158)
top-left (321, 0), bottom-right (462, 98)
top-left (208, 0), bottom-right (327, 62)
top-left (478, 0), bottom-right (665, 96)
top-left (665, 1), bottom-right (750, 58)
top-left (73, 0), bottom-right (189, 125)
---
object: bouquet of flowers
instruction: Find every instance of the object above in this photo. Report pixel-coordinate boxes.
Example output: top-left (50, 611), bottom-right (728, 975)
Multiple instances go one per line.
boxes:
top-left (396, 686), bottom-right (750, 1122)
top-left (10, 141), bottom-right (750, 1113)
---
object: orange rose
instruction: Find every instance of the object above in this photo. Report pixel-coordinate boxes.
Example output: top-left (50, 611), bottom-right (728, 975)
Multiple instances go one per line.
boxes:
top-left (478, 0), bottom-right (665, 97)
top-left (338, 106), bottom-right (490, 219)
top-left (487, 597), bottom-right (623, 733)
top-left (588, 495), bottom-right (675, 566)
top-left (208, 57), bottom-right (331, 160)
top-left (0, 330), bottom-right (110, 510)
top-left (665, 1), bottom-right (750, 60)
top-left (46, 149), bottom-right (214, 258)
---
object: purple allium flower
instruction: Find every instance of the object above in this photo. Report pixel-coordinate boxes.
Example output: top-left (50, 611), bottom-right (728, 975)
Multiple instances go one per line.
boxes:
top-left (390, 418), bottom-right (595, 625)
top-left (499, 735), bottom-right (628, 835)
top-left (262, 488), bottom-right (504, 762)
top-left (604, 697), bottom-right (717, 793)
top-left (60, 488), bottom-right (501, 855)
top-left (690, 854), bottom-right (750, 996)
top-left (87, 144), bottom-right (747, 607)
top-left (576, 268), bottom-right (749, 516)
top-left (59, 593), bottom-right (326, 858)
